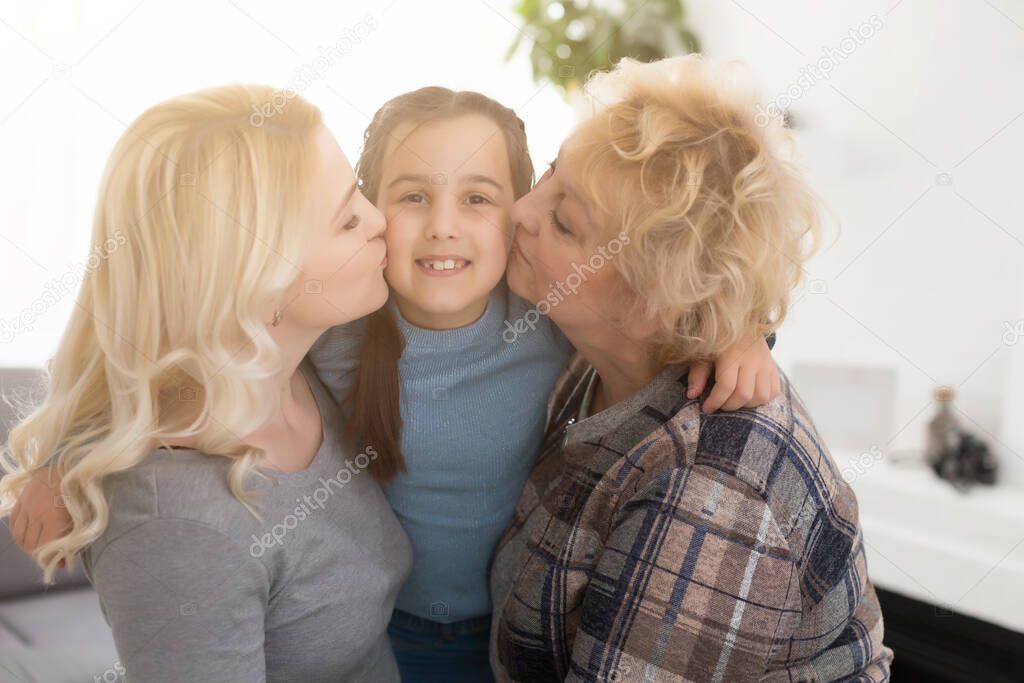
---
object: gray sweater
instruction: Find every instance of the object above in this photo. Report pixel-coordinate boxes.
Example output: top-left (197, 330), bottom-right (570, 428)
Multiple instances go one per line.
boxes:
top-left (82, 358), bottom-right (413, 682)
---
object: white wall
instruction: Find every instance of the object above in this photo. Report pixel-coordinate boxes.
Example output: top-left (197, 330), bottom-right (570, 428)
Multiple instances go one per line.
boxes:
top-left (685, 0), bottom-right (1024, 487)
top-left (0, 0), bottom-right (577, 364)
top-left (2, 0), bottom-right (1022, 485)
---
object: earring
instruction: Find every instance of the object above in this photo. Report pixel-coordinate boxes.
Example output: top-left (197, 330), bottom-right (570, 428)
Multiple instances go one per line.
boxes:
top-left (271, 309), bottom-right (283, 327)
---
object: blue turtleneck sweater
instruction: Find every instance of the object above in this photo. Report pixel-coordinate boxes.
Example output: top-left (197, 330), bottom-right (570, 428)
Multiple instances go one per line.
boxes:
top-left (308, 282), bottom-right (573, 622)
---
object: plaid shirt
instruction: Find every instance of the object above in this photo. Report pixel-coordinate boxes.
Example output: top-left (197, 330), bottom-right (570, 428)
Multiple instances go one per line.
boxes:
top-left (489, 354), bottom-right (893, 682)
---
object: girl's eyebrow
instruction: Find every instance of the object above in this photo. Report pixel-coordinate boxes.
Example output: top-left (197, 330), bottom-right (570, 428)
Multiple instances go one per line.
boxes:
top-left (461, 174), bottom-right (503, 191)
top-left (387, 173), bottom-right (430, 188)
top-left (386, 173), bottom-right (504, 191)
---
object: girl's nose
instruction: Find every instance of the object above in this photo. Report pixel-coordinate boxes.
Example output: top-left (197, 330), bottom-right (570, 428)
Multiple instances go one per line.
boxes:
top-left (426, 200), bottom-right (458, 240)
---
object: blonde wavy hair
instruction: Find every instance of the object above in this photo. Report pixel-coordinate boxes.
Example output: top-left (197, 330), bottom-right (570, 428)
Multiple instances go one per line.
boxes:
top-left (564, 55), bottom-right (823, 365)
top-left (0, 84), bottom-right (324, 581)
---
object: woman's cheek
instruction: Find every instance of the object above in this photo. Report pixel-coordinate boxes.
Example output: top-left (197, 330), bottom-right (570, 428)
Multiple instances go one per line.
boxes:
top-left (383, 223), bottom-right (415, 268)
top-left (534, 236), bottom-right (561, 283)
top-left (383, 261), bottom-right (397, 286)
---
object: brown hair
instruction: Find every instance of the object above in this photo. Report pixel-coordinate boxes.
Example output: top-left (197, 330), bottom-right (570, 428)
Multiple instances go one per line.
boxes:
top-left (344, 87), bottom-right (534, 482)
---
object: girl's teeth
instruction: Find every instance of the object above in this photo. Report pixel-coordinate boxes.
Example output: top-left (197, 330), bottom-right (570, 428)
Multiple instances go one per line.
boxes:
top-left (424, 259), bottom-right (465, 271)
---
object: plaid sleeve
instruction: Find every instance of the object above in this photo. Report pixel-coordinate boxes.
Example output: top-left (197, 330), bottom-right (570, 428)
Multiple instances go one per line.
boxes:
top-left (568, 463), bottom-right (800, 682)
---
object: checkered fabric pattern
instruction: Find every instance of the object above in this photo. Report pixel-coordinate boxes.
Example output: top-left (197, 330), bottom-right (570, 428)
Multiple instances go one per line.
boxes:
top-left (489, 354), bottom-right (893, 682)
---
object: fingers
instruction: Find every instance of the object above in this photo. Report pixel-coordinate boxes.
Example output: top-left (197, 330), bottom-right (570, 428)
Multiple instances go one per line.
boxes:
top-left (721, 364), bottom-right (757, 412)
top-left (697, 346), bottom-right (783, 414)
top-left (25, 519), bottom-right (44, 553)
top-left (14, 514), bottom-right (45, 555)
top-left (701, 362), bottom-right (738, 414)
top-left (15, 512), bottom-right (67, 555)
top-left (10, 497), bottom-right (21, 528)
top-left (687, 361), bottom-right (712, 399)
top-left (9, 500), bottom-right (22, 548)
top-left (30, 517), bottom-right (45, 552)
top-left (39, 511), bottom-right (72, 550)
top-left (9, 472), bottom-right (73, 557)
top-left (12, 502), bottom-right (29, 552)
top-left (751, 369), bottom-right (775, 406)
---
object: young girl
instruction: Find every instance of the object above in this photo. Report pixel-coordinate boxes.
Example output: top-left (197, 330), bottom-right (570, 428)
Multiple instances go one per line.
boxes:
top-left (9, 87), bottom-right (781, 682)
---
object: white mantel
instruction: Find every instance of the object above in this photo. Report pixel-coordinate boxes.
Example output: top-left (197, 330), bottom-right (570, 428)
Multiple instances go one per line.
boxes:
top-left (835, 450), bottom-right (1024, 634)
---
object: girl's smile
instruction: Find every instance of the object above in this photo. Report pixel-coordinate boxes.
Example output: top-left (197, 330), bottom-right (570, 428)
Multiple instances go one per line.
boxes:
top-left (415, 254), bottom-right (472, 276)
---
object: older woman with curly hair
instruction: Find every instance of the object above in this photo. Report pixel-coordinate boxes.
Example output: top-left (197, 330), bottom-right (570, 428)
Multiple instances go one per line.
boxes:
top-left (490, 55), bottom-right (893, 682)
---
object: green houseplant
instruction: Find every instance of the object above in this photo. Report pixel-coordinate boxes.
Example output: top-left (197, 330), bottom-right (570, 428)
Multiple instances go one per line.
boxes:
top-left (506, 0), bottom-right (701, 98)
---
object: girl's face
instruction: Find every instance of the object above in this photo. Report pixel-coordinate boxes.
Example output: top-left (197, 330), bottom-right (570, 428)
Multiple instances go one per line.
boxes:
top-left (378, 114), bottom-right (515, 330)
top-left (506, 149), bottom-right (624, 333)
top-left (282, 125), bottom-right (389, 327)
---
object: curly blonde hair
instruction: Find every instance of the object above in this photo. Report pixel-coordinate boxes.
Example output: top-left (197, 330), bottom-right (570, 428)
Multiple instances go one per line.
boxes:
top-left (563, 55), bottom-right (823, 365)
top-left (0, 84), bottom-right (324, 581)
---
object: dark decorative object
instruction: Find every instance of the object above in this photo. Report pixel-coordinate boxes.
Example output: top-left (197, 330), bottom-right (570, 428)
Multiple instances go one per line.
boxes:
top-left (926, 386), bottom-right (998, 491)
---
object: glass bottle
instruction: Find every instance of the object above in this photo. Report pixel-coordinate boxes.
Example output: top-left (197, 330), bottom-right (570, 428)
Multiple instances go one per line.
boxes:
top-left (925, 386), bottom-right (959, 467)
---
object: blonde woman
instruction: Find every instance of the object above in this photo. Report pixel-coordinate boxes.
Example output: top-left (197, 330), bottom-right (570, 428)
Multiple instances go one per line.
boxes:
top-left (0, 85), bottom-right (411, 681)
top-left (491, 56), bottom-right (894, 681)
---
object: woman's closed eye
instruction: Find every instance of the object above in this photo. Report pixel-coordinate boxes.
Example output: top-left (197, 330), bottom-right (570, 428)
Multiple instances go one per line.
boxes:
top-left (549, 209), bottom-right (571, 236)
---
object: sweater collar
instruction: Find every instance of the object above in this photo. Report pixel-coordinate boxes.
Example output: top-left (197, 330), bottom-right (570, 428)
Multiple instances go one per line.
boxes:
top-left (390, 284), bottom-right (507, 351)
top-left (564, 361), bottom-right (690, 451)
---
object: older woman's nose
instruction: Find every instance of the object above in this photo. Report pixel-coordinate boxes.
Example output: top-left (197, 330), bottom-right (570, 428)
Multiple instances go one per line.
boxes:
top-left (510, 194), bottom-right (540, 237)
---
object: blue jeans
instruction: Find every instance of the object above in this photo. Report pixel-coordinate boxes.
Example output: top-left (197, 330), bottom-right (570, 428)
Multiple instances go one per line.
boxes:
top-left (387, 608), bottom-right (494, 682)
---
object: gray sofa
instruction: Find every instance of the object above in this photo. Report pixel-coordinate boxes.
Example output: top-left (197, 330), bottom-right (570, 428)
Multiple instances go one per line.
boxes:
top-left (1, 367), bottom-right (119, 683)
